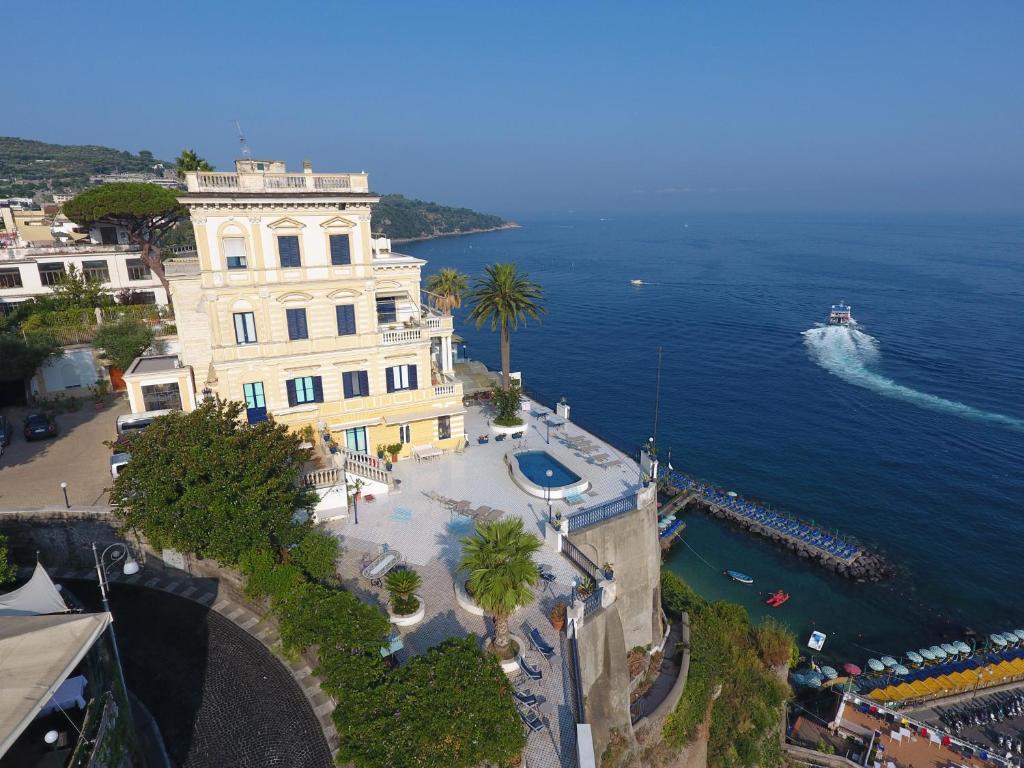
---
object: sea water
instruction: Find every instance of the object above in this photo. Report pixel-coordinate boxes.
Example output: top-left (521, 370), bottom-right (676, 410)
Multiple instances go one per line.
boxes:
top-left (404, 213), bottom-right (1024, 663)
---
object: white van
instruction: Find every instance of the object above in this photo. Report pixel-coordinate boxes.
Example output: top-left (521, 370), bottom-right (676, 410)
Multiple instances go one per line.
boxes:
top-left (110, 452), bottom-right (130, 479)
top-left (115, 409), bottom-right (172, 439)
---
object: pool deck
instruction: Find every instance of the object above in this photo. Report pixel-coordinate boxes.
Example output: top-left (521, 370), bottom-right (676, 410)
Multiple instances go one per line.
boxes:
top-left (325, 398), bottom-right (642, 768)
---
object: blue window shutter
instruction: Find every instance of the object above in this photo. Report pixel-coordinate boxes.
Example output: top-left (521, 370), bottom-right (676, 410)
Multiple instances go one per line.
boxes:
top-left (298, 309), bottom-right (307, 339)
top-left (286, 310), bottom-right (296, 339)
top-left (286, 379), bottom-right (297, 407)
top-left (408, 365), bottom-right (418, 390)
top-left (330, 234), bottom-right (351, 265)
top-left (336, 305), bottom-right (355, 336)
top-left (343, 372), bottom-right (353, 399)
top-left (359, 371), bottom-right (369, 396)
top-left (278, 236), bottom-right (300, 268)
top-left (385, 367), bottom-right (395, 393)
top-left (312, 376), bottom-right (324, 402)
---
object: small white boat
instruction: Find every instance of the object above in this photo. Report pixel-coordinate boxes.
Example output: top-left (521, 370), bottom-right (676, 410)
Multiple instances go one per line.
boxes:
top-left (828, 301), bottom-right (853, 326)
top-left (630, 279), bottom-right (644, 286)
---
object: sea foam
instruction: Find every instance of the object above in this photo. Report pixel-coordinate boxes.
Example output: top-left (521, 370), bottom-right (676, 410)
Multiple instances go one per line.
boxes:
top-left (802, 325), bottom-right (1024, 432)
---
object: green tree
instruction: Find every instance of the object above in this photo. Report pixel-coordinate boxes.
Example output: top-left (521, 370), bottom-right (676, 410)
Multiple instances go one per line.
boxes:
top-left (0, 333), bottom-right (59, 383)
top-left (458, 517), bottom-right (541, 655)
top-left (109, 399), bottom-right (316, 565)
top-left (425, 268), bottom-right (469, 315)
top-left (174, 148), bottom-right (213, 180)
top-left (93, 318), bottom-right (155, 372)
top-left (0, 533), bottom-right (16, 585)
top-left (385, 568), bottom-right (422, 615)
top-left (47, 264), bottom-right (115, 310)
top-left (63, 183), bottom-right (186, 300)
top-left (467, 263), bottom-right (544, 390)
top-left (334, 636), bottom-right (525, 768)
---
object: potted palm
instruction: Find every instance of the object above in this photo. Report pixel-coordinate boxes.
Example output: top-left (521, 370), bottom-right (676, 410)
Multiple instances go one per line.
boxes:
top-left (458, 517), bottom-right (541, 664)
top-left (550, 602), bottom-right (567, 632)
top-left (385, 568), bottom-right (425, 626)
top-left (376, 444), bottom-right (386, 460)
top-left (387, 442), bottom-right (403, 463)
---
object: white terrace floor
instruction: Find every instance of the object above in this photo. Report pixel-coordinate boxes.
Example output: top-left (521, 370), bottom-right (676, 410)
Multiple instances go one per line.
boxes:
top-left (324, 399), bottom-right (642, 768)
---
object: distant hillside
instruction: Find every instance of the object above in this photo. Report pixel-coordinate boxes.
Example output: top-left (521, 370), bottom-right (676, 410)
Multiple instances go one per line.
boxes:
top-left (372, 194), bottom-right (516, 241)
top-left (0, 137), bottom-right (169, 198)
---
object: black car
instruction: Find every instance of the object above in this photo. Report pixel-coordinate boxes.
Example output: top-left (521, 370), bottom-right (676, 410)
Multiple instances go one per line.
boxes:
top-left (0, 414), bottom-right (13, 447)
top-left (23, 413), bottom-right (57, 441)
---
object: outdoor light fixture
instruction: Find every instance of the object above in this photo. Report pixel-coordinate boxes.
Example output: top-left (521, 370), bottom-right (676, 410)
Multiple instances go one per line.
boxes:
top-left (545, 468), bottom-right (554, 523)
top-left (44, 730), bottom-right (59, 745)
top-left (60, 481), bottom-right (69, 509)
top-left (91, 542), bottom-right (141, 683)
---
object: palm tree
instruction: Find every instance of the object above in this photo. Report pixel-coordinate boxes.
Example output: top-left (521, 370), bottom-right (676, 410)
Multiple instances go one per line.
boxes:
top-left (459, 518), bottom-right (541, 655)
top-left (426, 268), bottom-right (469, 315)
top-left (175, 148), bottom-right (213, 180)
top-left (467, 263), bottom-right (544, 389)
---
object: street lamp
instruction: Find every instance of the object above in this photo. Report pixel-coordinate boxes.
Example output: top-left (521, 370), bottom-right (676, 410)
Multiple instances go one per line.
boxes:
top-left (91, 542), bottom-right (140, 681)
top-left (545, 469), bottom-right (554, 524)
top-left (60, 481), bottom-right (69, 509)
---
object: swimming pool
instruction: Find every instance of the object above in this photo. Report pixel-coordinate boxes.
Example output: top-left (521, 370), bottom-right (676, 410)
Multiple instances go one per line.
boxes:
top-left (510, 450), bottom-right (590, 499)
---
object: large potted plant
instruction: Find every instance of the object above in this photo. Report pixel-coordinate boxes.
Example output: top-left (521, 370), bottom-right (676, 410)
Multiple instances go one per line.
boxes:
top-left (387, 442), bottom-right (403, 463)
top-left (550, 602), bottom-right (567, 632)
top-left (490, 382), bottom-right (524, 428)
top-left (385, 568), bottom-right (424, 626)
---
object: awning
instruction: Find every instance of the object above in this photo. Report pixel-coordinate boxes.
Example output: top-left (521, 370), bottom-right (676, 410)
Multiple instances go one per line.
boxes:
top-left (383, 404), bottom-right (465, 425)
top-left (327, 416), bottom-right (383, 432)
top-left (0, 563), bottom-right (69, 617)
top-left (0, 612), bottom-right (112, 758)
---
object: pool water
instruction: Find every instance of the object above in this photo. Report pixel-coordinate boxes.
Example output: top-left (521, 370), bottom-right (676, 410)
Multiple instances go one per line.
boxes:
top-left (515, 450), bottom-right (582, 488)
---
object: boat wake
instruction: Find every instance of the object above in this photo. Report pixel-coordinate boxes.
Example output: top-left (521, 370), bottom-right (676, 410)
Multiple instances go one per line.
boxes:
top-left (802, 325), bottom-right (1024, 432)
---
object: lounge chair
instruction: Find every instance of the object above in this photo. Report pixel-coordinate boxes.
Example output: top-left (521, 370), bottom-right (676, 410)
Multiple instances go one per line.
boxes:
top-left (482, 507), bottom-right (505, 522)
top-left (565, 492), bottom-right (586, 506)
top-left (519, 707), bottom-right (544, 732)
top-left (471, 505), bottom-right (492, 519)
top-left (598, 458), bottom-right (623, 469)
top-left (528, 627), bottom-right (556, 660)
top-left (514, 689), bottom-right (538, 707)
top-left (518, 656), bottom-right (542, 680)
top-left (590, 453), bottom-right (610, 463)
top-left (538, 569), bottom-right (557, 584)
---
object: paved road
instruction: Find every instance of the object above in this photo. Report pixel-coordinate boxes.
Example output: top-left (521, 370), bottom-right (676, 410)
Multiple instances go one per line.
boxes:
top-left (921, 688), bottom-right (1024, 760)
top-left (65, 580), bottom-right (333, 768)
top-left (0, 398), bottom-right (127, 508)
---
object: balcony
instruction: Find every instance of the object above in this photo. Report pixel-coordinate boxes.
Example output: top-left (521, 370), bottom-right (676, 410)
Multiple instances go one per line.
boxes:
top-left (185, 170), bottom-right (370, 194)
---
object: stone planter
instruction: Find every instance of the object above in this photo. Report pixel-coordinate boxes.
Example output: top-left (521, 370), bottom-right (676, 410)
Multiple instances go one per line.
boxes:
top-left (486, 635), bottom-right (527, 674)
top-left (454, 579), bottom-right (486, 616)
top-left (490, 422), bottom-right (524, 436)
top-left (388, 594), bottom-right (425, 627)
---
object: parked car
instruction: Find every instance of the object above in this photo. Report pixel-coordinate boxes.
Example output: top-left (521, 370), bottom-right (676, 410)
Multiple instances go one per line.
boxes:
top-left (23, 413), bottom-right (57, 441)
top-left (110, 452), bottom-right (131, 479)
top-left (0, 413), bottom-right (13, 448)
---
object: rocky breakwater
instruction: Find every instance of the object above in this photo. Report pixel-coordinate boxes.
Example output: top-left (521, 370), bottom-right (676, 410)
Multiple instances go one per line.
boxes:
top-left (698, 499), bottom-right (894, 583)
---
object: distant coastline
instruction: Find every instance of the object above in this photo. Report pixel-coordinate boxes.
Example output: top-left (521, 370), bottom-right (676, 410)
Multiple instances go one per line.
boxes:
top-left (391, 222), bottom-right (521, 244)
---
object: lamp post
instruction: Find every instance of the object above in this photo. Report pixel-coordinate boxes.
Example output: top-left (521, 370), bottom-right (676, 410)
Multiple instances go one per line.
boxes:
top-left (60, 481), bottom-right (69, 509)
top-left (91, 542), bottom-right (140, 681)
top-left (545, 468), bottom-right (554, 524)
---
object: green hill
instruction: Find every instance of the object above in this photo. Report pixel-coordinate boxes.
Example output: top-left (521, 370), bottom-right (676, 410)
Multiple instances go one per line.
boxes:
top-left (0, 137), bottom-right (168, 198)
top-left (372, 194), bottom-right (515, 241)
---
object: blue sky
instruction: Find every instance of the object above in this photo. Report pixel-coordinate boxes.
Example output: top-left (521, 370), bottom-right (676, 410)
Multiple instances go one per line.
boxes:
top-left (6, 1), bottom-right (1023, 214)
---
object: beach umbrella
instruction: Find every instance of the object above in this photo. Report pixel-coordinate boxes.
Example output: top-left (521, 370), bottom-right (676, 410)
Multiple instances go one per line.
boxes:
top-left (1000, 632), bottom-right (1020, 647)
top-left (727, 491), bottom-right (738, 498)
top-left (893, 664), bottom-right (910, 676)
top-left (881, 656), bottom-right (898, 668)
top-left (844, 662), bottom-right (863, 676)
top-left (918, 648), bottom-right (936, 661)
top-left (1014, 630), bottom-right (1024, 643)
top-left (905, 651), bottom-right (924, 665)
top-left (955, 641), bottom-right (972, 655)
top-left (929, 645), bottom-right (947, 658)
top-left (941, 643), bottom-right (958, 656)
top-left (821, 666), bottom-right (838, 680)
top-left (806, 672), bottom-right (823, 689)
top-left (991, 634), bottom-right (1007, 647)
top-left (868, 658), bottom-right (885, 673)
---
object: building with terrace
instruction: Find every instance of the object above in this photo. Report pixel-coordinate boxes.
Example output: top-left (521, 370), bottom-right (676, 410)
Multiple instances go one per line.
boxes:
top-left (147, 159), bottom-right (462, 459)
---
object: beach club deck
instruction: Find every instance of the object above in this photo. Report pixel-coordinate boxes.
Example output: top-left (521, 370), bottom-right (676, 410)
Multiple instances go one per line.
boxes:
top-left (323, 398), bottom-right (642, 768)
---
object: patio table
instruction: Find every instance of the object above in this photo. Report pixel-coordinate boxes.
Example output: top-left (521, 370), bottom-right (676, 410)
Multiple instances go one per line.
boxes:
top-left (362, 550), bottom-right (402, 585)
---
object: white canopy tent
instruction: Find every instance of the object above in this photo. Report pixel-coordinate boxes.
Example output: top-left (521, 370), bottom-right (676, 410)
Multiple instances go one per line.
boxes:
top-left (0, 562), bottom-right (70, 616)
top-left (0, 612), bottom-right (112, 758)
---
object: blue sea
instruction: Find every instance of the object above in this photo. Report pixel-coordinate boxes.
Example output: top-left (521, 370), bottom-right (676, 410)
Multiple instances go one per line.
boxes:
top-left (404, 213), bottom-right (1024, 664)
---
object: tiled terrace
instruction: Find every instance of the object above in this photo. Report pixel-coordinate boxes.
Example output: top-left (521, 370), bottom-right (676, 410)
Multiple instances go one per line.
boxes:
top-left (325, 398), bottom-right (642, 768)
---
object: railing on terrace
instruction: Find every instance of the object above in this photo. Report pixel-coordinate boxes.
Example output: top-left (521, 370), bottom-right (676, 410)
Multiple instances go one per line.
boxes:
top-left (433, 384), bottom-right (456, 397)
top-left (581, 588), bottom-right (603, 617)
top-left (194, 172), bottom-right (239, 189)
top-left (567, 623), bottom-right (586, 723)
top-left (340, 448), bottom-right (391, 486)
top-left (380, 328), bottom-right (422, 346)
top-left (561, 537), bottom-right (604, 583)
top-left (566, 492), bottom-right (639, 533)
top-left (301, 467), bottom-right (341, 488)
top-left (189, 171), bottom-right (365, 193)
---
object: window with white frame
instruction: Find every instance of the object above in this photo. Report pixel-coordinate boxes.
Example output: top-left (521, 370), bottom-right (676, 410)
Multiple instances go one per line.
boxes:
top-left (233, 312), bottom-right (257, 344)
top-left (398, 424), bottom-right (411, 444)
top-left (224, 237), bottom-right (248, 269)
top-left (385, 364), bottom-right (417, 392)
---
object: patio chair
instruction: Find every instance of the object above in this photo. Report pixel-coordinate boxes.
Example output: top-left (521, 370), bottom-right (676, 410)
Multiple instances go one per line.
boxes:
top-left (518, 656), bottom-right (543, 681)
top-left (528, 627), bottom-right (556, 660)
top-left (519, 707), bottom-right (544, 732)
top-left (514, 689), bottom-right (538, 707)
top-left (538, 568), bottom-right (557, 584)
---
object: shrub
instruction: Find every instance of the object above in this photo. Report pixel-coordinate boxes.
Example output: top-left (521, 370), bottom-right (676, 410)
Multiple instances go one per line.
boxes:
top-left (291, 529), bottom-right (339, 583)
top-left (0, 534), bottom-right (15, 586)
top-left (490, 381), bottom-right (524, 427)
top-left (754, 617), bottom-right (798, 669)
top-left (239, 549), bottom-right (305, 602)
top-left (661, 570), bottom-right (705, 617)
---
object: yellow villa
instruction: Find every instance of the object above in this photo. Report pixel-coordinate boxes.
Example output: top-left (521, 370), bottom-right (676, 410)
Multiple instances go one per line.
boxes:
top-left (125, 159), bottom-right (464, 459)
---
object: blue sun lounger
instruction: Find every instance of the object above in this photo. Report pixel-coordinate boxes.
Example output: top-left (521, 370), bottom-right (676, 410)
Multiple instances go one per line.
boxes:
top-left (519, 656), bottom-right (543, 680)
top-left (520, 707), bottom-right (544, 732)
top-left (514, 689), bottom-right (538, 707)
top-left (529, 627), bottom-right (556, 659)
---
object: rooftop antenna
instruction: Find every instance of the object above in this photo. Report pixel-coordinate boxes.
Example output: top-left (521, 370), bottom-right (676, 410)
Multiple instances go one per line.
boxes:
top-left (234, 120), bottom-right (251, 158)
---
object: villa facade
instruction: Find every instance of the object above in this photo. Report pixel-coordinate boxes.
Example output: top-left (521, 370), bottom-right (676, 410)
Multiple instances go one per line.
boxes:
top-left (149, 159), bottom-right (463, 458)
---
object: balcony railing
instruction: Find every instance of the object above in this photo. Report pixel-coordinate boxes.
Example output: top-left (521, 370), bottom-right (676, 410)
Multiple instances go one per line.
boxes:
top-left (187, 171), bottom-right (368, 193)
top-left (380, 328), bottom-right (422, 346)
top-left (561, 537), bottom-right (604, 583)
top-left (566, 493), bottom-right (638, 533)
top-left (433, 384), bottom-right (456, 397)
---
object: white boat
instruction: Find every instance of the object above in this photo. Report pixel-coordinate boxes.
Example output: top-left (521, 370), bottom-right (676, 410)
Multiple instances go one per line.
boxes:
top-left (828, 302), bottom-right (853, 326)
top-left (630, 279), bottom-right (644, 286)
